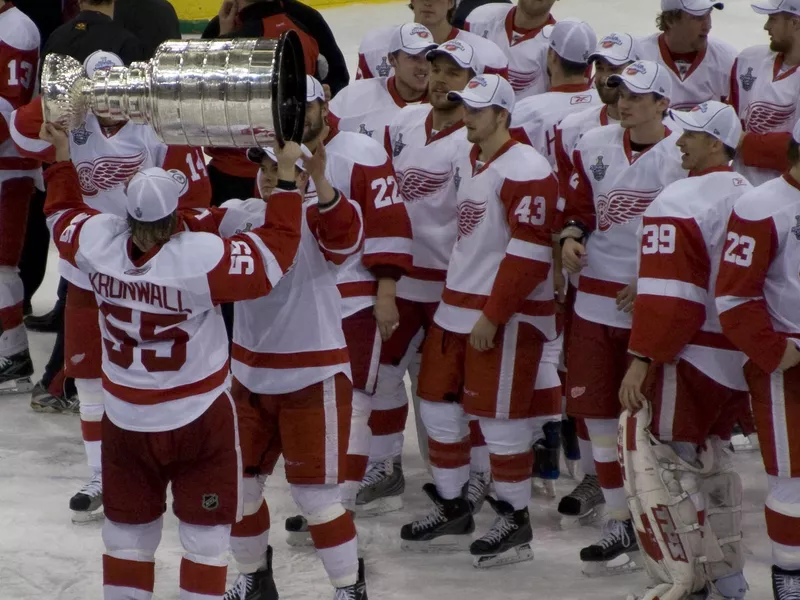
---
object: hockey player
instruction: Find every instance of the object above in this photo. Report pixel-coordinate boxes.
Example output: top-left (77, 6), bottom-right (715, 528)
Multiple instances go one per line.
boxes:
top-left (401, 74), bottom-right (560, 569)
top-left (328, 23), bottom-right (437, 140)
top-left (716, 119), bottom-right (800, 600)
top-left (560, 60), bottom-right (687, 576)
top-left (356, 0), bottom-right (508, 81)
top-left (730, 1), bottom-right (800, 187)
top-left (620, 101), bottom-right (750, 600)
top-left (10, 51), bottom-right (212, 522)
top-left (510, 19), bottom-right (599, 167)
top-left (638, 0), bottom-right (737, 110)
top-left (0, 1), bottom-right (40, 396)
top-left (464, 0), bottom-right (558, 99)
top-left (359, 39), bottom-right (478, 516)
top-left (41, 122), bottom-right (303, 600)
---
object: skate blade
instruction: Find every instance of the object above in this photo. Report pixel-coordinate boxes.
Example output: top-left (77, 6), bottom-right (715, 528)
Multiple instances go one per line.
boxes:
top-left (472, 543), bottom-right (534, 569)
top-left (72, 509), bottom-right (104, 524)
top-left (355, 494), bottom-right (403, 518)
top-left (531, 479), bottom-right (556, 499)
top-left (401, 534), bottom-right (473, 553)
top-left (730, 434), bottom-right (760, 453)
top-left (560, 506), bottom-right (605, 530)
top-left (286, 531), bottom-right (314, 548)
top-left (0, 377), bottom-right (34, 395)
top-left (581, 551), bottom-right (643, 578)
top-left (564, 459), bottom-right (580, 480)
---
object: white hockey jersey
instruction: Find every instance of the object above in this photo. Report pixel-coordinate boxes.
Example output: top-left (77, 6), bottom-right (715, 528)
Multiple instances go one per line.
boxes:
top-left (435, 140), bottom-right (558, 340)
top-left (510, 83), bottom-right (600, 170)
top-left (387, 104), bottom-right (469, 303)
top-left (186, 191), bottom-right (363, 395)
top-left (730, 45), bottom-right (800, 186)
top-left (357, 25), bottom-right (508, 80)
top-left (44, 162), bottom-right (302, 433)
top-left (629, 167), bottom-right (751, 391)
top-left (328, 76), bottom-right (426, 141)
top-left (465, 4), bottom-right (555, 99)
top-left (716, 173), bottom-right (800, 375)
top-left (565, 124), bottom-right (687, 329)
top-left (322, 130), bottom-right (414, 317)
top-left (637, 33), bottom-right (737, 110)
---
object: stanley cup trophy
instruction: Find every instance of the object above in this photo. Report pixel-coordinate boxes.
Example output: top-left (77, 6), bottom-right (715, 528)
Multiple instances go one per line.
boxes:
top-left (39, 31), bottom-right (307, 148)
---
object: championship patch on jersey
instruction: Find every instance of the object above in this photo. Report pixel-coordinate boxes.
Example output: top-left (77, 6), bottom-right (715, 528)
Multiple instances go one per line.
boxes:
top-left (589, 156), bottom-right (608, 181)
top-left (376, 56), bottom-right (391, 78)
top-left (72, 123), bottom-right (92, 145)
top-left (739, 67), bottom-right (756, 92)
top-left (358, 123), bottom-right (374, 137)
top-left (793, 216), bottom-right (800, 241)
top-left (393, 133), bottom-right (406, 157)
top-left (453, 167), bottom-right (462, 191)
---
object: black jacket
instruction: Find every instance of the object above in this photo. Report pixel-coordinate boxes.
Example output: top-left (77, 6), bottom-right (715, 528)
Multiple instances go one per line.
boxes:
top-left (12, 0), bottom-right (62, 49)
top-left (203, 0), bottom-right (349, 96)
top-left (451, 0), bottom-right (511, 29)
top-left (114, 0), bottom-right (181, 59)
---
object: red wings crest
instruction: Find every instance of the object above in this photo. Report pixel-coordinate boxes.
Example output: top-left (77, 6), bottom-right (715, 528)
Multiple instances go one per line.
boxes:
top-left (457, 200), bottom-right (487, 240)
top-left (743, 101), bottom-right (796, 134)
top-left (396, 168), bottom-right (452, 203)
top-left (76, 151), bottom-right (148, 197)
top-left (597, 188), bottom-right (662, 232)
top-left (507, 68), bottom-right (539, 93)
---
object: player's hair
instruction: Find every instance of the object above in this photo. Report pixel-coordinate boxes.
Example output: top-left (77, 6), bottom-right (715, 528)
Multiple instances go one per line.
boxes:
top-left (723, 144), bottom-right (736, 162)
top-left (81, 0), bottom-right (113, 5)
top-left (656, 10), bottom-right (683, 32)
top-left (127, 212), bottom-right (178, 249)
top-left (492, 106), bottom-right (512, 129)
top-left (408, 1), bottom-right (456, 24)
top-left (556, 55), bottom-right (589, 77)
top-left (789, 139), bottom-right (800, 167)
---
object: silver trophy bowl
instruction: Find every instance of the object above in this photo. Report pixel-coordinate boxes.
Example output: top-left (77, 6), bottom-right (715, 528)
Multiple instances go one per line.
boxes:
top-left (41, 31), bottom-right (307, 147)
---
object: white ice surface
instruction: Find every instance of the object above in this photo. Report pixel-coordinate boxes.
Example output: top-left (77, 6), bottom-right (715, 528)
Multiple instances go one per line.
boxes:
top-left (0, 1), bottom-right (780, 598)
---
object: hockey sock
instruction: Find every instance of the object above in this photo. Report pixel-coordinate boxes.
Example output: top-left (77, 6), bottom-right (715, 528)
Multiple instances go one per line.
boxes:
top-left (178, 522), bottom-right (229, 600)
top-left (420, 400), bottom-right (470, 499)
top-left (586, 418), bottom-right (628, 520)
top-left (102, 518), bottom-right (161, 600)
top-left (766, 476), bottom-right (800, 572)
top-left (469, 417), bottom-right (490, 473)
top-left (576, 418), bottom-right (596, 476)
top-left (368, 362), bottom-right (409, 463)
top-left (0, 267), bottom-right (26, 357)
top-left (230, 476), bottom-right (270, 574)
top-left (77, 377), bottom-right (104, 470)
top-left (341, 389), bottom-right (372, 511)
top-left (481, 417), bottom-right (536, 510)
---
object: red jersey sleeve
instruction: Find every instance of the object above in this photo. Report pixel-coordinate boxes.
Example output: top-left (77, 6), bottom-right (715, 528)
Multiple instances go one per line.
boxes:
top-left (307, 193), bottom-right (364, 265)
top-left (629, 216), bottom-right (709, 363)
top-left (715, 210), bottom-right (784, 373)
top-left (161, 146), bottom-right (212, 209)
top-left (0, 42), bottom-right (38, 111)
top-left (562, 149), bottom-right (596, 232)
top-left (181, 206), bottom-right (228, 235)
top-left (483, 174), bottom-right (559, 326)
top-left (351, 157), bottom-right (413, 279)
top-left (10, 97), bottom-right (55, 162)
top-left (356, 53), bottom-right (373, 80)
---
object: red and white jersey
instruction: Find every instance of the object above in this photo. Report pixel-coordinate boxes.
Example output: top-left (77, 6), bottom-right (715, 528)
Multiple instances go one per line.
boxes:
top-left (44, 161), bottom-right (302, 433)
top-left (435, 140), bottom-right (558, 339)
top-left (716, 173), bottom-right (800, 375)
top-left (0, 4), bottom-right (40, 183)
top-left (322, 129), bottom-right (414, 317)
top-left (629, 167), bottom-right (751, 391)
top-left (565, 124), bottom-right (687, 329)
top-left (357, 25), bottom-right (508, 80)
top-left (11, 97), bottom-right (212, 289)
top-left (465, 4), bottom-right (555, 99)
top-left (637, 33), bottom-right (736, 110)
top-left (729, 46), bottom-right (800, 186)
top-left (186, 191), bottom-right (363, 395)
top-left (328, 76), bottom-right (426, 141)
top-left (510, 83), bottom-right (600, 170)
top-left (387, 104), bottom-right (469, 303)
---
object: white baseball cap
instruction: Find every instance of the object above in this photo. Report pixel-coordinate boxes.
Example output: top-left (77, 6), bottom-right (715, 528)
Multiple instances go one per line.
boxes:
top-left (751, 0), bottom-right (800, 15)
top-left (589, 33), bottom-right (641, 66)
top-left (126, 167), bottom-right (188, 222)
top-left (306, 75), bottom-right (325, 103)
top-left (669, 101), bottom-right (742, 148)
top-left (246, 145), bottom-right (307, 171)
top-left (389, 23), bottom-right (437, 55)
top-left (426, 39), bottom-right (483, 74)
top-left (546, 19), bottom-right (597, 64)
top-left (84, 50), bottom-right (124, 77)
top-left (447, 74), bottom-right (515, 112)
top-left (607, 60), bottom-right (673, 98)
top-left (662, 0), bottom-right (724, 15)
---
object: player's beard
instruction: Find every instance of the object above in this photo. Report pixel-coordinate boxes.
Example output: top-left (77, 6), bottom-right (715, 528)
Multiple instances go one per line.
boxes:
top-left (597, 83), bottom-right (619, 106)
top-left (770, 37), bottom-right (792, 54)
top-left (302, 114), bottom-right (325, 144)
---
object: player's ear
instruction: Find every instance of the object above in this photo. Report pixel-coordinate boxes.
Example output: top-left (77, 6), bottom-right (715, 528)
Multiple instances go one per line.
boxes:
top-left (388, 51), bottom-right (399, 70)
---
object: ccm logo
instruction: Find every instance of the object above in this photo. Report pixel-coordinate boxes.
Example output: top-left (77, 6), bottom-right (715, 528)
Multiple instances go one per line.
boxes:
top-left (571, 95), bottom-right (593, 105)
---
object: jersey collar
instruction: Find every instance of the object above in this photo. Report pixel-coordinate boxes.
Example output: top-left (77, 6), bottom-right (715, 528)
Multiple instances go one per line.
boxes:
top-left (773, 53), bottom-right (800, 82)
top-left (387, 76), bottom-right (426, 108)
top-left (470, 138), bottom-right (517, 176)
top-left (689, 165), bottom-right (733, 177)
top-left (783, 171), bottom-right (800, 192)
top-left (658, 34), bottom-right (707, 81)
top-left (425, 109), bottom-right (464, 145)
top-left (623, 126), bottom-right (671, 164)
top-left (0, 3), bottom-right (14, 17)
top-left (504, 8), bottom-right (555, 46)
top-left (549, 82), bottom-right (592, 93)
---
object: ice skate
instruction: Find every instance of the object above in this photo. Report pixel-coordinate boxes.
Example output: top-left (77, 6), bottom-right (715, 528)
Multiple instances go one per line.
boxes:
top-left (400, 483), bottom-right (474, 553)
top-left (30, 380), bottom-right (79, 414)
top-left (0, 349), bottom-right (34, 395)
top-left (772, 565), bottom-right (800, 600)
top-left (466, 470), bottom-right (491, 514)
top-left (558, 474), bottom-right (605, 529)
top-left (333, 558), bottom-right (367, 600)
top-left (285, 514), bottom-right (313, 547)
top-left (470, 497), bottom-right (534, 569)
top-left (355, 459), bottom-right (405, 517)
top-left (70, 470), bottom-right (103, 523)
top-left (561, 417), bottom-right (581, 480)
top-left (580, 518), bottom-right (642, 577)
top-left (224, 546), bottom-right (279, 600)
top-left (730, 433), bottom-right (760, 453)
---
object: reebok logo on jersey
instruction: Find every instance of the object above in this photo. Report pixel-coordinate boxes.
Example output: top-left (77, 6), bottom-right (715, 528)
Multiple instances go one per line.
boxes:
top-left (571, 95), bottom-right (593, 105)
top-left (570, 386), bottom-right (585, 398)
top-left (202, 494), bottom-right (220, 511)
top-left (793, 216), bottom-right (800, 240)
top-left (733, 178), bottom-right (747, 187)
top-left (739, 67), bottom-right (756, 92)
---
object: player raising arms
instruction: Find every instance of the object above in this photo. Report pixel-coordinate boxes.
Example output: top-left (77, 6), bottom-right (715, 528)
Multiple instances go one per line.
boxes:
top-left (40, 121), bottom-right (303, 600)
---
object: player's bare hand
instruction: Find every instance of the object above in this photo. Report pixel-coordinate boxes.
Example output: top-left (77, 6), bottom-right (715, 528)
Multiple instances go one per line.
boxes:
top-left (554, 269), bottom-right (567, 306)
top-left (374, 295), bottom-right (399, 341)
top-left (273, 141), bottom-right (303, 180)
top-left (470, 313), bottom-right (498, 352)
top-left (562, 238), bottom-right (587, 274)
top-left (778, 339), bottom-right (800, 371)
top-left (619, 358), bottom-right (650, 412)
top-left (616, 283), bottom-right (637, 313)
top-left (323, 83), bottom-right (332, 102)
top-left (39, 122), bottom-right (70, 162)
top-left (302, 142), bottom-right (327, 180)
top-left (218, 0), bottom-right (239, 35)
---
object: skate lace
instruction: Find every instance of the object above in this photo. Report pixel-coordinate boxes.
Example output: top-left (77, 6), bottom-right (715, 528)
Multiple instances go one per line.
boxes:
top-left (223, 573), bottom-right (253, 600)
top-left (775, 572), bottom-right (800, 599)
top-left (598, 519), bottom-right (629, 550)
top-left (571, 475), bottom-right (600, 502)
top-left (411, 503), bottom-right (445, 533)
top-left (0, 356), bottom-right (10, 369)
top-left (467, 471), bottom-right (490, 504)
top-left (79, 471), bottom-right (103, 499)
top-left (334, 585), bottom-right (357, 600)
top-left (480, 514), bottom-right (517, 545)
top-left (360, 459), bottom-right (391, 488)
